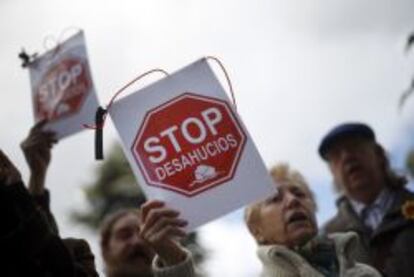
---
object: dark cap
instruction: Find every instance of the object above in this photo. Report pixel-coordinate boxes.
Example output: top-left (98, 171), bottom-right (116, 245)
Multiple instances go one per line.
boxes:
top-left (318, 122), bottom-right (376, 160)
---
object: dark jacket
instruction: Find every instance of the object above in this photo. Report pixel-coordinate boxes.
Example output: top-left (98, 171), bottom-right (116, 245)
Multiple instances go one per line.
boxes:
top-left (0, 181), bottom-right (99, 277)
top-left (33, 188), bottom-right (99, 277)
top-left (64, 238), bottom-right (99, 277)
top-left (322, 187), bottom-right (414, 277)
top-left (0, 181), bottom-right (75, 276)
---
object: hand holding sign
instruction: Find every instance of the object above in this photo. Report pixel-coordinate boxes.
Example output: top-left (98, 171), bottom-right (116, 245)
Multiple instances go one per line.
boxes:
top-left (20, 120), bottom-right (57, 194)
top-left (140, 200), bottom-right (188, 266)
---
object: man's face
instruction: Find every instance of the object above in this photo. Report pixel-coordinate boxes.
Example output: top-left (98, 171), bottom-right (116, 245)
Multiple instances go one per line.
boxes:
top-left (326, 136), bottom-right (385, 204)
top-left (255, 180), bottom-right (317, 248)
top-left (105, 213), bottom-right (155, 276)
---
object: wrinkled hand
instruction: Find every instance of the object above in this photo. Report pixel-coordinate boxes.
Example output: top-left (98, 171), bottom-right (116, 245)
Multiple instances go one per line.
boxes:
top-left (20, 120), bottom-right (57, 194)
top-left (0, 150), bottom-right (22, 186)
top-left (140, 200), bottom-right (189, 266)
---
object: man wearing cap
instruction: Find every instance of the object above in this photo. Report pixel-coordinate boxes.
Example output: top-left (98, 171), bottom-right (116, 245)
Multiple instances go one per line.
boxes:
top-left (319, 122), bottom-right (414, 277)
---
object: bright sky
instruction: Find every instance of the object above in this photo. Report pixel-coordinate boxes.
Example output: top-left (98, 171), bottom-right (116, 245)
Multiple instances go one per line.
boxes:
top-left (1, 0), bottom-right (414, 276)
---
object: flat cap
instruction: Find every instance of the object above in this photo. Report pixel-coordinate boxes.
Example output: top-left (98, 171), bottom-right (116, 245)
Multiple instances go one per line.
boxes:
top-left (318, 122), bottom-right (375, 160)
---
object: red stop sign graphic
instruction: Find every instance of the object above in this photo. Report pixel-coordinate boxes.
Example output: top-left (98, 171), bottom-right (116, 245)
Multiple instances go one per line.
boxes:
top-left (34, 58), bottom-right (91, 122)
top-left (131, 93), bottom-right (246, 196)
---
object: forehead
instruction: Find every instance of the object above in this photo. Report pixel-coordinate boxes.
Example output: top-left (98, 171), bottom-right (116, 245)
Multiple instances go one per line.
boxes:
top-left (327, 136), bottom-right (375, 153)
top-left (112, 213), bottom-right (140, 233)
top-left (275, 179), bottom-right (306, 193)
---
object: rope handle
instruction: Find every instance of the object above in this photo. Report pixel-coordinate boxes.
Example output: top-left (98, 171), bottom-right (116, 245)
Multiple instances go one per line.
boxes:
top-left (19, 27), bottom-right (83, 69)
top-left (85, 57), bottom-right (236, 130)
top-left (87, 68), bottom-right (169, 160)
top-left (205, 56), bottom-right (237, 111)
top-left (42, 27), bottom-right (83, 62)
top-left (84, 68), bottom-right (170, 130)
top-left (86, 57), bottom-right (235, 160)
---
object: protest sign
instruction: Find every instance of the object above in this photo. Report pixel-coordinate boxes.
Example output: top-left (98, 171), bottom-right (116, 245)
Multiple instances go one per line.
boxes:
top-left (28, 31), bottom-right (99, 139)
top-left (110, 58), bottom-right (275, 230)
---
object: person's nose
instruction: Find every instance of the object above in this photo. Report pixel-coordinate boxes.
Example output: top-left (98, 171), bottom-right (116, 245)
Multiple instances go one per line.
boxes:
top-left (127, 231), bottom-right (144, 247)
top-left (336, 147), bottom-right (354, 165)
top-left (284, 191), bottom-right (300, 209)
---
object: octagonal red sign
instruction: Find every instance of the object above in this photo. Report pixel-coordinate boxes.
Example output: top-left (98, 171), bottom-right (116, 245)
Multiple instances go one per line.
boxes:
top-left (131, 93), bottom-right (246, 196)
top-left (34, 58), bottom-right (91, 122)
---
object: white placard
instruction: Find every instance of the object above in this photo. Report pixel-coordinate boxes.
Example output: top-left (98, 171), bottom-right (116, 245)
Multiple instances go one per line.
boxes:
top-left (28, 31), bottom-right (100, 139)
top-left (110, 58), bottom-right (275, 230)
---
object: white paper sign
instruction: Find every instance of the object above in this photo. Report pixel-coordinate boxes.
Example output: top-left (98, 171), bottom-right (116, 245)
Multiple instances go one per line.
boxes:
top-left (28, 31), bottom-right (100, 139)
top-left (110, 58), bottom-right (275, 230)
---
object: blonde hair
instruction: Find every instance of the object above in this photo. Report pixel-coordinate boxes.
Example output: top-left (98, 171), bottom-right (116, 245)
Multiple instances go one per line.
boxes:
top-left (244, 163), bottom-right (316, 243)
top-left (270, 163), bottom-right (316, 206)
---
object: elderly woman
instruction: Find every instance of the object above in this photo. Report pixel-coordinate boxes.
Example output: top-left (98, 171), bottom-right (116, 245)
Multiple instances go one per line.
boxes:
top-left (245, 164), bottom-right (381, 277)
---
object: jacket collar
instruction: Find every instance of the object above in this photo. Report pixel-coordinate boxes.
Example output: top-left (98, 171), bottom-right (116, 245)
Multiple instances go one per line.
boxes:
top-left (372, 188), bottom-right (414, 239)
top-left (336, 196), bottom-right (372, 235)
top-left (336, 188), bottom-right (414, 239)
top-left (256, 232), bottom-right (358, 275)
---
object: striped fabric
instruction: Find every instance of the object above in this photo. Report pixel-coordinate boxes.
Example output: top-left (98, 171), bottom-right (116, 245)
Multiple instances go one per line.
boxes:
top-left (349, 188), bottom-right (395, 231)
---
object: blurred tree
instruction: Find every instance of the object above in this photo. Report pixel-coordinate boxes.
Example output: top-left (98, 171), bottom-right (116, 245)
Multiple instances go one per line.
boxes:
top-left (401, 32), bottom-right (414, 182)
top-left (399, 32), bottom-right (414, 110)
top-left (72, 144), bottom-right (141, 227)
top-left (406, 150), bottom-right (414, 177)
top-left (72, 143), bottom-right (206, 270)
top-left (406, 32), bottom-right (414, 51)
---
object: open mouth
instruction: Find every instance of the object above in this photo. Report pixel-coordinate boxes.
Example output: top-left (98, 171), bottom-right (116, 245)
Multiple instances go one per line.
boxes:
top-left (287, 211), bottom-right (309, 225)
top-left (343, 162), bottom-right (365, 180)
top-left (344, 161), bottom-right (364, 175)
top-left (128, 248), bottom-right (153, 263)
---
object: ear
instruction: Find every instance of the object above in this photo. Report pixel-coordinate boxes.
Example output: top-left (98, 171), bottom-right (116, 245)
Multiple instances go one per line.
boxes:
top-left (374, 144), bottom-right (387, 167)
top-left (327, 163), bottom-right (343, 193)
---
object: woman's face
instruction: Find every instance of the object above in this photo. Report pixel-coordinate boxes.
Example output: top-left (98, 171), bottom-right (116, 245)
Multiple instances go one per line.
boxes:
top-left (255, 180), bottom-right (317, 248)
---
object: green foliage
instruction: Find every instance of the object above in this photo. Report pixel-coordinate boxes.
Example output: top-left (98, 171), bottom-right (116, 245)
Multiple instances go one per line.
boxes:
top-left (402, 32), bottom-right (414, 179)
top-left (407, 32), bottom-right (414, 51)
top-left (406, 150), bottom-right (414, 177)
top-left (71, 143), bottom-right (145, 228)
top-left (399, 32), bottom-right (414, 110)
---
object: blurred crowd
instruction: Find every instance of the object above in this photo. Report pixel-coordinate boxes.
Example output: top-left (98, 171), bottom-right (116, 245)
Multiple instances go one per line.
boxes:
top-left (1, 120), bottom-right (414, 276)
